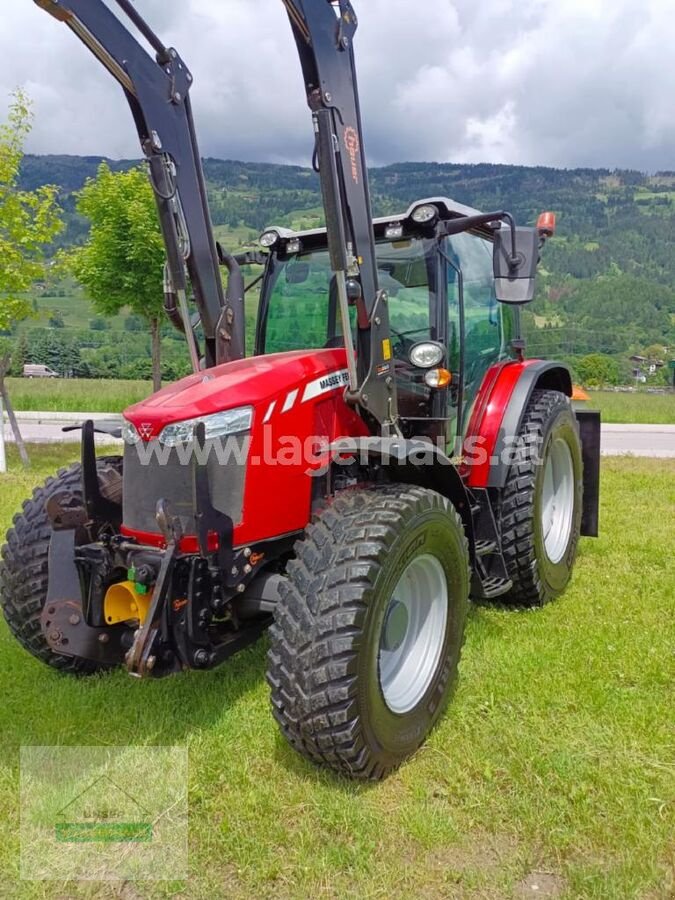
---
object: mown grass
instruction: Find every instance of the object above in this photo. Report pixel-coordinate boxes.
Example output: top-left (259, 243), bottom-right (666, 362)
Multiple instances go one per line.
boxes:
top-left (5, 377), bottom-right (152, 413)
top-left (0, 445), bottom-right (673, 898)
top-left (5, 377), bottom-right (675, 425)
top-left (586, 391), bottom-right (674, 425)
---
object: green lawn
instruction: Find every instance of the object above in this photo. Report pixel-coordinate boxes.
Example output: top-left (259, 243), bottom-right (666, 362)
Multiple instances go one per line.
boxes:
top-left (6, 377), bottom-right (675, 425)
top-left (5, 377), bottom-right (152, 413)
top-left (0, 446), bottom-right (673, 898)
top-left (586, 391), bottom-right (674, 425)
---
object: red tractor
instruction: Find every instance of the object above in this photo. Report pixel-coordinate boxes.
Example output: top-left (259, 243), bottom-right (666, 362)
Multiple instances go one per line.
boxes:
top-left (2, 0), bottom-right (599, 779)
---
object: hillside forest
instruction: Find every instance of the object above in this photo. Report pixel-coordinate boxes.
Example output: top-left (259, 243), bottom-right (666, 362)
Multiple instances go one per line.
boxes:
top-left (7, 155), bottom-right (675, 387)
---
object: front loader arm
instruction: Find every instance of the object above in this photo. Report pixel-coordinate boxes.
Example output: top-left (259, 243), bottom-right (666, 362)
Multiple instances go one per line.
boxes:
top-left (34, 0), bottom-right (243, 369)
top-left (282, 0), bottom-right (398, 432)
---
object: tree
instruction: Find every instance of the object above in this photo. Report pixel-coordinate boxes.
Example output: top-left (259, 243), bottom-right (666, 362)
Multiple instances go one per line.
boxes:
top-left (0, 91), bottom-right (63, 467)
top-left (124, 314), bottom-right (143, 332)
top-left (576, 353), bottom-right (620, 388)
top-left (65, 164), bottom-right (167, 390)
top-left (0, 338), bottom-right (29, 467)
top-left (48, 308), bottom-right (65, 328)
top-left (10, 333), bottom-right (27, 376)
top-left (0, 92), bottom-right (63, 331)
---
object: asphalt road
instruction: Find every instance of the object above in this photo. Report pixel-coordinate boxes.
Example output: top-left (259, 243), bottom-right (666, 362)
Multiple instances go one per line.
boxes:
top-left (2, 413), bottom-right (123, 446)
top-left (3, 413), bottom-right (674, 457)
top-left (600, 424), bottom-right (675, 458)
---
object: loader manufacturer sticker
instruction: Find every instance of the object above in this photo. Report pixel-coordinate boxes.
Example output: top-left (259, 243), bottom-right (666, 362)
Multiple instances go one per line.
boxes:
top-left (302, 368), bottom-right (351, 403)
top-left (344, 126), bottom-right (360, 184)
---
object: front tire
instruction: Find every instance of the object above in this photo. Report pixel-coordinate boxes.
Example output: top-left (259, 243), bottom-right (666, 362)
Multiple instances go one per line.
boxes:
top-left (499, 389), bottom-right (583, 606)
top-left (267, 485), bottom-right (470, 780)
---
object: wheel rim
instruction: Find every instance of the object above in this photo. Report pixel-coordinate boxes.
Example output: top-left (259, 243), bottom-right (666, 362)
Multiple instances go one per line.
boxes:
top-left (541, 437), bottom-right (575, 564)
top-left (378, 553), bottom-right (448, 714)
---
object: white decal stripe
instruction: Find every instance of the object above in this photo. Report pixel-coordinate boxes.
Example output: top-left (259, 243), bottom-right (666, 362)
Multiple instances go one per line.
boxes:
top-left (263, 401), bottom-right (276, 423)
top-left (282, 389), bottom-right (299, 413)
top-left (302, 369), bottom-right (351, 403)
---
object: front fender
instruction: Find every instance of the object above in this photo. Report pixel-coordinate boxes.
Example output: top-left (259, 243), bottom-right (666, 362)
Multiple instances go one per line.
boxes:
top-left (464, 359), bottom-right (573, 490)
top-left (329, 436), bottom-right (475, 557)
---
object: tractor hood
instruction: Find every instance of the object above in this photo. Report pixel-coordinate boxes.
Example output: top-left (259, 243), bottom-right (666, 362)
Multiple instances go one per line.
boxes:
top-left (123, 348), bottom-right (349, 440)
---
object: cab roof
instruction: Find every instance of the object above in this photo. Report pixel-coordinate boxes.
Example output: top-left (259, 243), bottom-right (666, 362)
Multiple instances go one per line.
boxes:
top-left (262, 197), bottom-right (486, 244)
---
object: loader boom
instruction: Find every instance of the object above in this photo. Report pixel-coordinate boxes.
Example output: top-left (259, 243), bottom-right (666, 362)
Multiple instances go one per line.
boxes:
top-left (33, 0), bottom-right (240, 369)
top-left (282, 0), bottom-right (398, 430)
top-left (36, 0), bottom-right (397, 428)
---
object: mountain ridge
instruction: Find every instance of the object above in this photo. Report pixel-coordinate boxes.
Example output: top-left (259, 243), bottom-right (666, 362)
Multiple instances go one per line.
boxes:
top-left (15, 153), bottom-right (675, 379)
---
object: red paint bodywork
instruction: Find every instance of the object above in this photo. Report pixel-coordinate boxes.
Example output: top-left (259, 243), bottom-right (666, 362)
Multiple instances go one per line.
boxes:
top-left (123, 349), bottom-right (368, 548)
top-left (462, 358), bottom-right (542, 488)
top-left (121, 348), bottom-right (543, 549)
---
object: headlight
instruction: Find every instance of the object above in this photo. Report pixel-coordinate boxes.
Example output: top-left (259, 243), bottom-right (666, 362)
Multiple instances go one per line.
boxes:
top-left (158, 406), bottom-right (253, 447)
top-left (411, 203), bottom-right (438, 225)
top-left (409, 341), bottom-right (444, 369)
top-left (122, 420), bottom-right (141, 445)
top-left (259, 230), bottom-right (279, 248)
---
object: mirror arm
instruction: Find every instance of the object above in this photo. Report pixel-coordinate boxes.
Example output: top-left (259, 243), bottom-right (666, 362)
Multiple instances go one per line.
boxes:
top-left (441, 211), bottom-right (519, 268)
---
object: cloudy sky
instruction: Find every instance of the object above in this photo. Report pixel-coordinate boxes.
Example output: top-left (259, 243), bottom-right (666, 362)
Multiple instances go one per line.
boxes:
top-left (3, 0), bottom-right (675, 171)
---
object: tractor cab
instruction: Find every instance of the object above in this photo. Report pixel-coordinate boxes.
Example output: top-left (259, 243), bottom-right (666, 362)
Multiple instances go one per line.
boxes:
top-left (254, 198), bottom-right (519, 450)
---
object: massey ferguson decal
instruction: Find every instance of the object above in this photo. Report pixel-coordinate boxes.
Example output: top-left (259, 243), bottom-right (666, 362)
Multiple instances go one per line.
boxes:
top-left (302, 368), bottom-right (351, 402)
top-left (344, 126), bottom-right (360, 184)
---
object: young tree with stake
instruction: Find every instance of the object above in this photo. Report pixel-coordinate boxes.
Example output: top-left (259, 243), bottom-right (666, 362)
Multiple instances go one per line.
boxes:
top-left (66, 164), bottom-right (167, 391)
top-left (0, 92), bottom-right (64, 469)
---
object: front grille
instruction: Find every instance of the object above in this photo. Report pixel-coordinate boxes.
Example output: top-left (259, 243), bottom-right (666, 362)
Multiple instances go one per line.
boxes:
top-left (122, 436), bottom-right (249, 535)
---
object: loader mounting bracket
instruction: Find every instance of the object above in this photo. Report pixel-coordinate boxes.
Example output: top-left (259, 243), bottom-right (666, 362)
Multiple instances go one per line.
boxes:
top-left (81, 419), bottom-right (120, 526)
top-left (41, 598), bottom-right (130, 665)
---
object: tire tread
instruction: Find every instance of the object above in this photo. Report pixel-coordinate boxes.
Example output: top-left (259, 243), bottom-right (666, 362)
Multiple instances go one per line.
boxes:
top-left (267, 485), bottom-right (469, 780)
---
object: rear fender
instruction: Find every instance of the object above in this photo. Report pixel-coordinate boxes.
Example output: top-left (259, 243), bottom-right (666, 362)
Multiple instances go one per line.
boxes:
top-left (330, 437), bottom-right (475, 558)
top-left (464, 360), bottom-right (573, 490)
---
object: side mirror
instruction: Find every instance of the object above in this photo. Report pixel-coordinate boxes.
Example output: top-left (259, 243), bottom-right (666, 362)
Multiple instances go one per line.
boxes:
top-left (493, 226), bottom-right (539, 304)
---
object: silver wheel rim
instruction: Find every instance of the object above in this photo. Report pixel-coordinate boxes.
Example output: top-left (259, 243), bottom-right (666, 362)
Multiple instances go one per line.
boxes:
top-left (378, 553), bottom-right (448, 714)
top-left (541, 437), bottom-right (575, 564)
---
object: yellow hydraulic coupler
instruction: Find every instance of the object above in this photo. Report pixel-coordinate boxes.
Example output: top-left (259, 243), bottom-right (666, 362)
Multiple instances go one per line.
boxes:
top-left (103, 581), bottom-right (152, 625)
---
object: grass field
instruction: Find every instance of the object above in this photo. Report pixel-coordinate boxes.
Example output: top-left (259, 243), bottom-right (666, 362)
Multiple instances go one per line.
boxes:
top-left (586, 391), bottom-right (674, 425)
top-left (5, 377), bottom-right (675, 425)
top-left (0, 446), bottom-right (673, 898)
top-left (5, 377), bottom-right (152, 413)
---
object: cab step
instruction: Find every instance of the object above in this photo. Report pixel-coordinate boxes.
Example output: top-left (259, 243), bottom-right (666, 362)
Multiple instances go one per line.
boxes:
top-left (474, 539), bottom-right (498, 557)
top-left (479, 576), bottom-right (513, 599)
top-left (469, 488), bottom-right (512, 601)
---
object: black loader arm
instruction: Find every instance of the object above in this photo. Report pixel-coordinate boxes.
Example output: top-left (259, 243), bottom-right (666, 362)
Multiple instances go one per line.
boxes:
top-left (34, 0), bottom-right (244, 369)
top-left (282, 0), bottom-right (398, 432)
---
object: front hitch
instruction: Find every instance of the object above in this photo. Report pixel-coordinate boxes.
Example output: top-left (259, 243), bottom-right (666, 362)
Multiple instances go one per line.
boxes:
top-left (124, 500), bottom-right (182, 677)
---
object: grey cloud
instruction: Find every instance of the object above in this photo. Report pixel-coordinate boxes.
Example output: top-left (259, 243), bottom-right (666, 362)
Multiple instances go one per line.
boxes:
top-left (1, 0), bottom-right (674, 171)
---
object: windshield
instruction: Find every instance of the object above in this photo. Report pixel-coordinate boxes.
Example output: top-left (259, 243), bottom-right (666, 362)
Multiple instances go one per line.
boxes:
top-left (259, 237), bottom-right (437, 356)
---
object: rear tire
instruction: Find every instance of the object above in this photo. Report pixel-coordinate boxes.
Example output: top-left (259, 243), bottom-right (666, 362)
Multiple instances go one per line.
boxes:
top-left (267, 485), bottom-right (470, 780)
top-left (0, 458), bottom-right (123, 674)
top-left (499, 389), bottom-right (582, 606)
